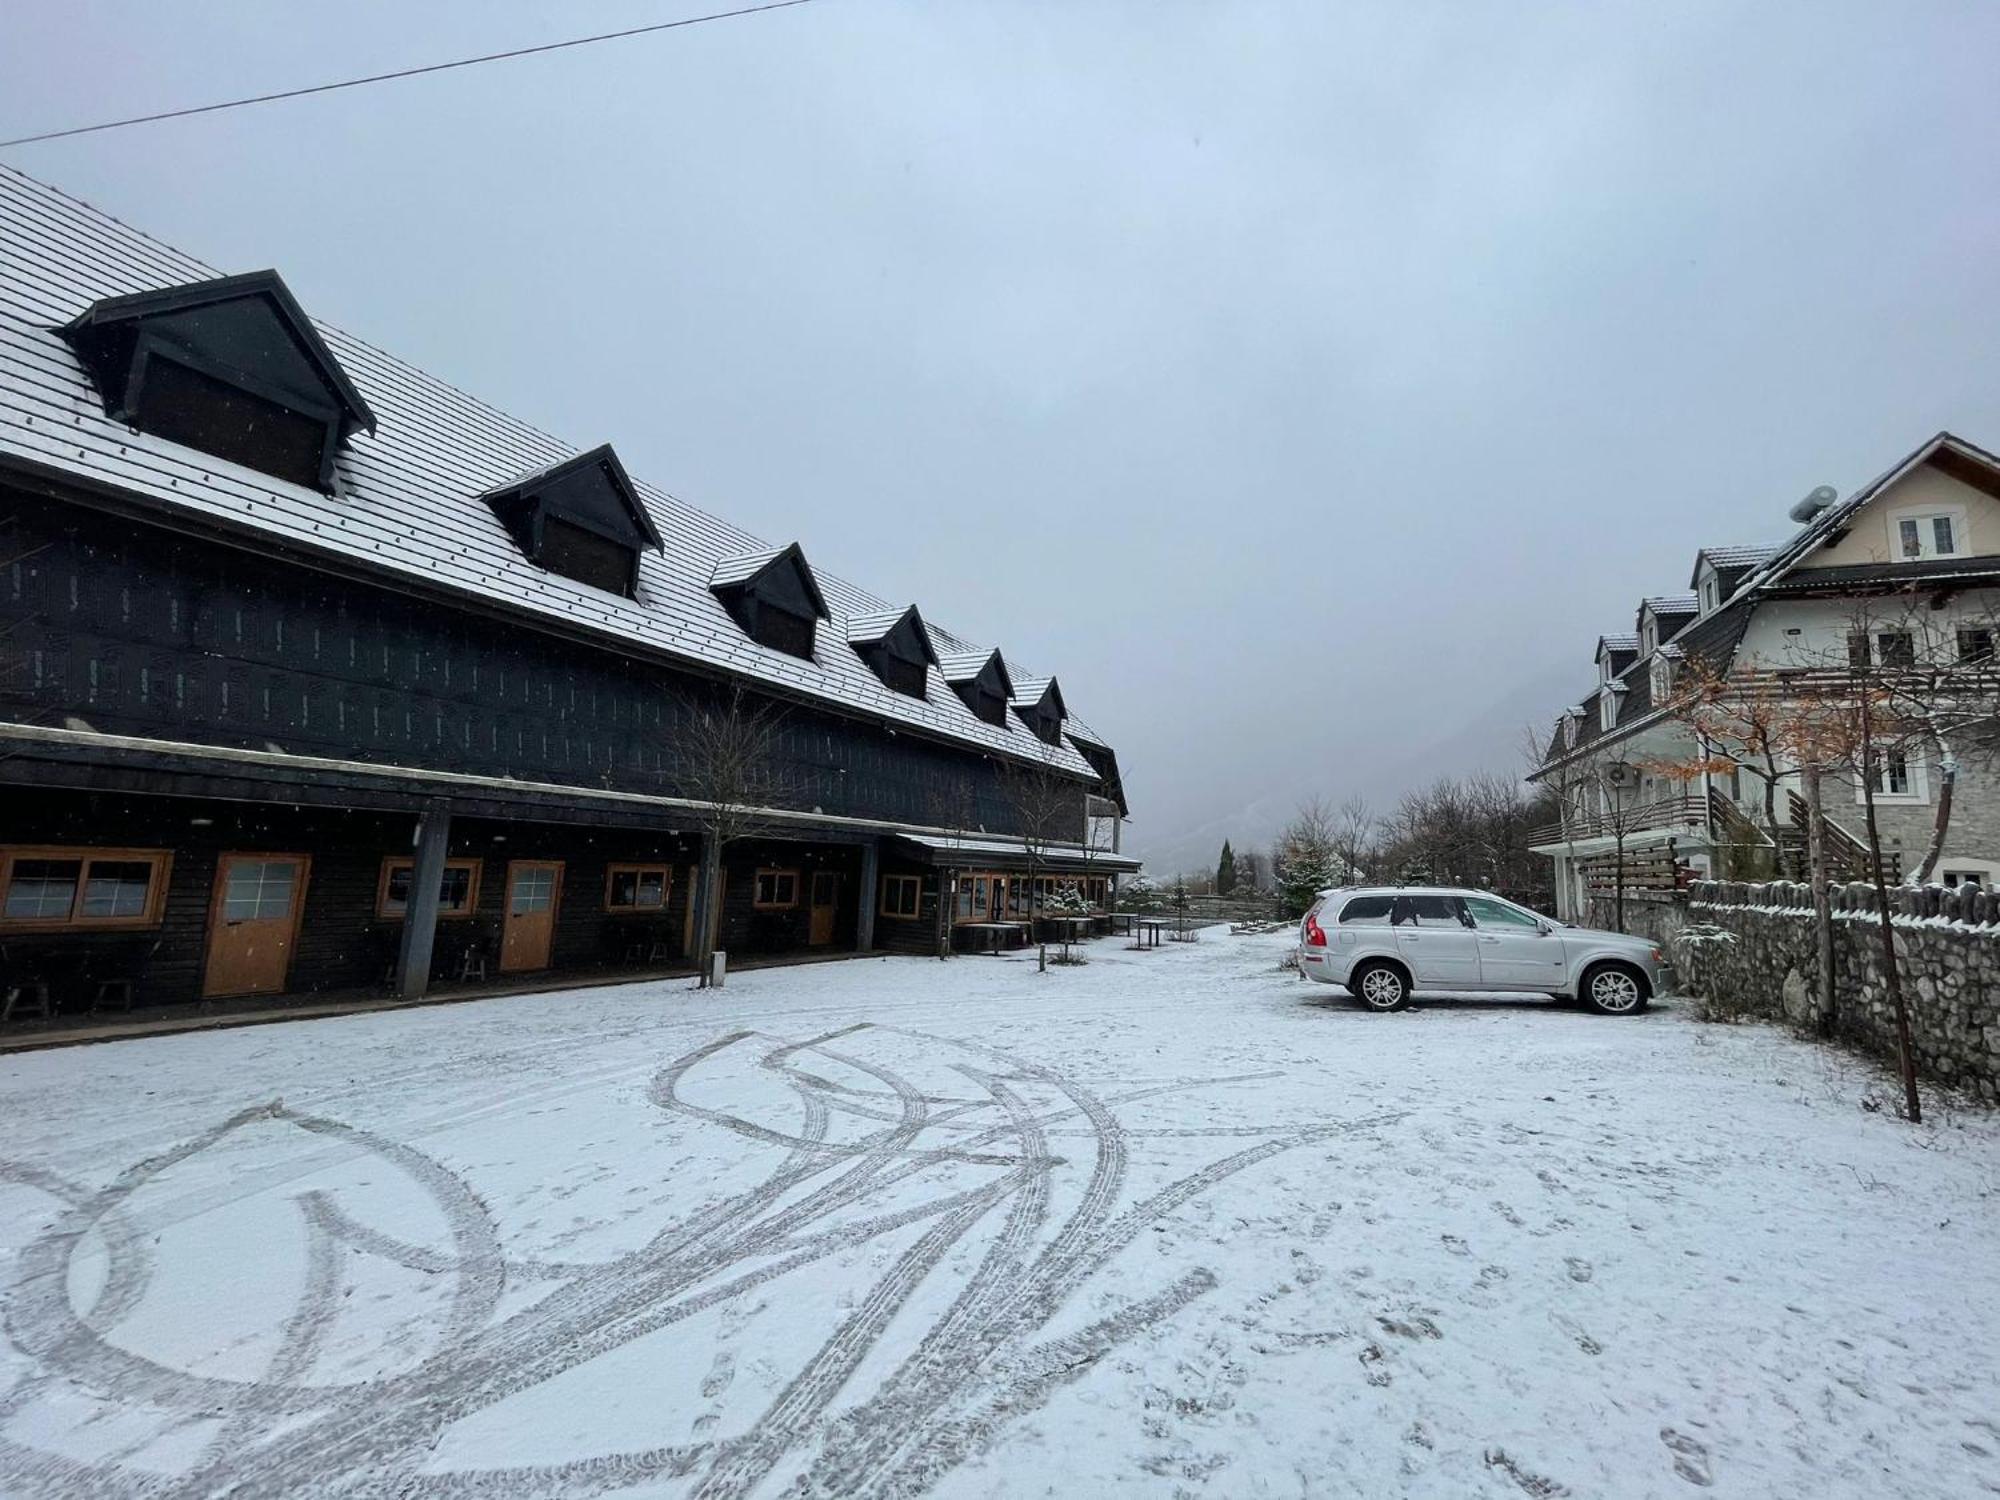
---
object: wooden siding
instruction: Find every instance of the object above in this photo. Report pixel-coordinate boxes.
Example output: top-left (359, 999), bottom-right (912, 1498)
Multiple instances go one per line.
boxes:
top-left (0, 489), bottom-right (1087, 843)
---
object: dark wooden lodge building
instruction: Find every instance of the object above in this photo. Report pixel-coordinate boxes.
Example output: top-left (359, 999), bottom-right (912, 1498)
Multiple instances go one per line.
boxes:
top-left (0, 167), bottom-right (1134, 1016)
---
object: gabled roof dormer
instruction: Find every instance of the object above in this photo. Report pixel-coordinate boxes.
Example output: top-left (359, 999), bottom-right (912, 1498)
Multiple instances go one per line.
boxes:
top-left (1010, 675), bottom-right (1067, 745)
top-left (59, 269), bottom-right (374, 492)
top-left (1690, 545), bottom-right (1777, 615)
top-left (940, 649), bottom-right (1015, 728)
top-left (709, 542), bottom-right (828, 661)
top-left (1637, 593), bottom-right (1698, 654)
top-left (1595, 633), bottom-right (1638, 683)
top-left (483, 444), bottom-right (661, 598)
top-left (847, 605), bottom-right (939, 699)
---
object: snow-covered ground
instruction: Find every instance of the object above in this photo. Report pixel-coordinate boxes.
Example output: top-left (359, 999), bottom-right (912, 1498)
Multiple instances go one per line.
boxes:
top-left (3, 931), bottom-right (1997, 1499)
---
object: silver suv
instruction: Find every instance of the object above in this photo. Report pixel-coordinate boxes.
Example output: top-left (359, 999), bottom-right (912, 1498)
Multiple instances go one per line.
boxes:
top-left (1297, 886), bottom-right (1664, 1015)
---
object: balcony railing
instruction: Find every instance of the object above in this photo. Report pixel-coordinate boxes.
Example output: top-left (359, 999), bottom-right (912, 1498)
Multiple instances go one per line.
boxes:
top-left (1529, 791), bottom-right (1708, 847)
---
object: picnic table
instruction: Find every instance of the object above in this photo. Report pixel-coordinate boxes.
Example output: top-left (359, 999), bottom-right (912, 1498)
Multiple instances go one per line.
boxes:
top-left (1133, 918), bottom-right (1166, 950)
top-left (958, 921), bottom-right (1027, 955)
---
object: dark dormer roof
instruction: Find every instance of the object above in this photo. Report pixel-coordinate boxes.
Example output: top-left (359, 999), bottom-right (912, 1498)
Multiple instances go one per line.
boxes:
top-left (939, 648), bottom-right (1015, 727)
top-left (482, 443), bottom-right (663, 553)
top-left (57, 270), bottom-right (375, 493)
top-left (1595, 634), bottom-right (1638, 675)
top-left (1688, 544), bottom-right (1778, 587)
top-left (709, 541), bottom-right (829, 619)
top-left (1011, 675), bottom-right (1067, 742)
top-left (1067, 731), bottom-right (1128, 816)
top-left (846, 605), bottom-right (938, 699)
top-left (846, 605), bottom-right (939, 662)
top-left (939, 648), bottom-right (1015, 696)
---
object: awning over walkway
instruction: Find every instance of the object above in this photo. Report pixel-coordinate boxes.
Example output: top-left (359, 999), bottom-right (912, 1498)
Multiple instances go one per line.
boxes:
top-left (885, 833), bottom-right (1142, 875)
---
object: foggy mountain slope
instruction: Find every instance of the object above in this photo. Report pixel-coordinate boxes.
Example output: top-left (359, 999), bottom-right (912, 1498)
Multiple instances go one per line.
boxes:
top-left (1129, 659), bottom-right (1579, 878)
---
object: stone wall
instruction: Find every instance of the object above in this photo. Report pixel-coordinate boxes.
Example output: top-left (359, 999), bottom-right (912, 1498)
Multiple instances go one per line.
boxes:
top-left (1674, 879), bottom-right (2000, 1102)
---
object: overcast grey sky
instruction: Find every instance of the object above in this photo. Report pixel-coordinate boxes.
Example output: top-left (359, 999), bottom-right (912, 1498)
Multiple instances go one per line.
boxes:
top-left (6, 1), bottom-right (1999, 872)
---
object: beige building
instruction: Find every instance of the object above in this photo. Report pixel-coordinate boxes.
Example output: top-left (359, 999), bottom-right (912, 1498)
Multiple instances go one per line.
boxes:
top-left (1530, 432), bottom-right (2000, 923)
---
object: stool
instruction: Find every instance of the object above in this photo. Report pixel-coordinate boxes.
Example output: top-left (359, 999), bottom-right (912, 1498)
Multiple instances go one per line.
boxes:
top-left (458, 947), bottom-right (489, 982)
top-left (91, 979), bottom-right (136, 1014)
top-left (3, 981), bottom-right (54, 1025)
top-left (648, 941), bottom-right (672, 963)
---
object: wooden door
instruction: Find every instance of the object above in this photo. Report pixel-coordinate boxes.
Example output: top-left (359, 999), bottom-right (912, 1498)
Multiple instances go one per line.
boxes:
top-left (203, 853), bottom-right (311, 998)
top-left (808, 870), bottom-right (839, 946)
top-left (500, 860), bottom-right (563, 973)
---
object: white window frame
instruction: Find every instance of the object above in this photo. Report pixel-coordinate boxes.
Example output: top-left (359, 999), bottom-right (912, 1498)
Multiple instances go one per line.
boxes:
top-left (1856, 749), bottom-right (1927, 806)
top-left (1599, 689), bottom-right (1618, 733)
top-left (1562, 712), bottom-right (1580, 749)
top-left (1697, 570), bottom-right (1720, 615)
top-left (1886, 502), bottom-right (1968, 563)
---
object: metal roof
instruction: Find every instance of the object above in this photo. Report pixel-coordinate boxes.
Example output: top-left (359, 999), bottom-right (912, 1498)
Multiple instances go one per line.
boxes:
top-left (0, 165), bottom-right (1102, 778)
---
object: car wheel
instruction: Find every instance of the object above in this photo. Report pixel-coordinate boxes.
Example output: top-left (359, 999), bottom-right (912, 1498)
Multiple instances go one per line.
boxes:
top-left (1353, 960), bottom-right (1411, 1013)
top-left (1580, 961), bottom-right (1649, 1016)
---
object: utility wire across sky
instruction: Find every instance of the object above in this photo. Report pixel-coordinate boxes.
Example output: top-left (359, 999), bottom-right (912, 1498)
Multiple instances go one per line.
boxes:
top-left (0, 0), bottom-right (817, 150)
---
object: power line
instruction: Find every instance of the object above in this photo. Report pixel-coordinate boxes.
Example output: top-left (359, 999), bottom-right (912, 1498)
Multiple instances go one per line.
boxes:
top-left (0, 0), bottom-right (818, 150)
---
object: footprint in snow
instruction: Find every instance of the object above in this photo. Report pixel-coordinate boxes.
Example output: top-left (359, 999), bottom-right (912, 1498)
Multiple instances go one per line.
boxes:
top-left (1441, 1234), bottom-right (1471, 1257)
top-left (1358, 1344), bottom-right (1392, 1387)
top-left (1563, 1256), bottom-right (1594, 1283)
top-left (1660, 1427), bottom-right (1714, 1487)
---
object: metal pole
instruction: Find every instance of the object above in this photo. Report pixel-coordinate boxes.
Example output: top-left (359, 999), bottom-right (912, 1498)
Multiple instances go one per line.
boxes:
top-left (395, 801), bottom-right (452, 1000)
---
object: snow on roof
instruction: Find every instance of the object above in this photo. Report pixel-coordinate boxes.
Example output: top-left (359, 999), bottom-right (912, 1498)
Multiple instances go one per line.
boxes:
top-left (707, 545), bottom-right (786, 588)
top-left (937, 650), bottom-right (998, 681)
top-left (1642, 593), bottom-right (1700, 616)
top-left (0, 165), bottom-right (1102, 777)
top-left (844, 608), bottom-right (909, 644)
top-left (1698, 543), bottom-right (1779, 568)
top-left (1597, 633), bottom-right (1638, 653)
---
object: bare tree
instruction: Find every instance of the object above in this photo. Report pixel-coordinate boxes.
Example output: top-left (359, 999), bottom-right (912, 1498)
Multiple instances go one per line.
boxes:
top-left (924, 771), bottom-right (986, 960)
top-left (998, 743), bottom-right (1084, 974)
top-left (1330, 796), bottom-right (1375, 887)
top-left (676, 686), bottom-right (798, 987)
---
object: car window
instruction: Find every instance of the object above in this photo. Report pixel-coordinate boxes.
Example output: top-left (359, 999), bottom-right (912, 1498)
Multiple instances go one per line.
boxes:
top-left (1391, 894), bottom-right (1464, 927)
top-left (1463, 895), bottom-right (1543, 931)
top-left (1337, 894), bottom-right (1393, 924)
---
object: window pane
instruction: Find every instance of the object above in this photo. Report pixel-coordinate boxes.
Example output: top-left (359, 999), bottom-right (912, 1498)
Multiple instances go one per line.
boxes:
top-left (1899, 518), bottom-right (1922, 558)
top-left (1877, 633), bottom-right (1914, 668)
top-left (1464, 896), bottom-right (1541, 930)
top-left (1934, 515), bottom-right (1955, 554)
top-left (510, 867), bottom-right (553, 913)
top-left (6, 858), bottom-right (82, 920)
top-left (383, 863), bottom-right (413, 913)
top-left (539, 517), bottom-right (634, 596)
top-left (439, 866), bottom-right (473, 912)
top-left (82, 860), bottom-right (155, 918)
top-left (1338, 894), bottom-right (1393, 924)
top-left (226, 860), bottom-right (296, 921)
top-left (610, 870), bottom-right (639, 908)
top-left (1960, 629), bottom-right (1994, 664)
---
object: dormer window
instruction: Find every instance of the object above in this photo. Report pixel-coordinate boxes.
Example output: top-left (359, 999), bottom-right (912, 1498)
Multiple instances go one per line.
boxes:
top-left (1600, 683), bottom-right (1624, 733)
top-left (1650, 654), bottom-right (1674, 700)
top-left (941, 649), bottom-right (1014, 728)
top-left (1561, 711), bottom-right (1581, 749)
top-left (1698, 572), bottom-right (1720, 614)
top-left (847, 606), bottom-right (938, 699)
top-left (709, 543), bottom-right (828, 661)
top-left (1890, 504), bottom-right (1967, 561)
top-left (59, 269), bottom-right (375, 492)
top-left (1011, 677), bottom-right (1067, 745)
top-left (483, 445), bottom-right (661, 598)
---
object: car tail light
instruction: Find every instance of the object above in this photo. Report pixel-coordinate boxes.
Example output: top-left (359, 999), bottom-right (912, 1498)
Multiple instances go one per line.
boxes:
top-left (1303, 912), bottom-right (1328, 947)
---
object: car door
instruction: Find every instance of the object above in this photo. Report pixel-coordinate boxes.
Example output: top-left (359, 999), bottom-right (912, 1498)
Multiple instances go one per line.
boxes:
top-left (1389, 894), bottom-right (1482, 987)
top-left (1462, 895), bottom-right (1569, 991)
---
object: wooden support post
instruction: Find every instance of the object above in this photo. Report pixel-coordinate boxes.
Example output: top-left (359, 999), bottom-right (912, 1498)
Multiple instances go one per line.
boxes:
top-left (693, 837), bottom-right (722, 984)
top-left (395, 802), bottom-right (452, 1001)
top-left (855, 840), bottom-right (880, 954)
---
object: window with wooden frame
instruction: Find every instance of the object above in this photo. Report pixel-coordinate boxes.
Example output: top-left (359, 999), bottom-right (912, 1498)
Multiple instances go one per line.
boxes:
top-left (376, 857), bottom-right (481, 919)
top-left (0, 847), bottom-right (173, 931)
top-left (753, 867), bottom-right (800, 909)
top-left (879, 874), bottom-right (922, 919)
top-left (605, 863), bottom-right (672, 914)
